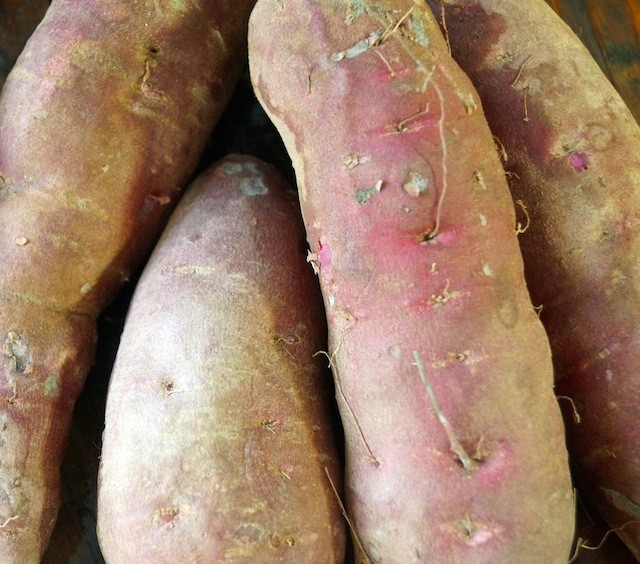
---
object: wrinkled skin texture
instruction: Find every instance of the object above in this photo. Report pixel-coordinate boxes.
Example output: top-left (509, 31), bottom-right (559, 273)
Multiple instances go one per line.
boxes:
top-left (425, 0), bottom-right (640, 555)
top-left (97, 155), bottom-right (345, 563)
top-left (250, 0), bottom-right (574, 562)
top-left (0, 0), bottom-right (256, 560)
top-left (0, 0), bottom-right (50, 90)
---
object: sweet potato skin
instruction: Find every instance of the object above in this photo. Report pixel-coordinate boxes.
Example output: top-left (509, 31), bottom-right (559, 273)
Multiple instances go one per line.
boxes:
top-left (0, 1), bottom-right (255, 560)
top-left (0, 0), bottom-right (49, 90)
top-left (425, 0), bottom-right (640, 554)
top-left (250, 1), bottom-right (573, 561)
top-left (97, 155), bottom-right (345, 563)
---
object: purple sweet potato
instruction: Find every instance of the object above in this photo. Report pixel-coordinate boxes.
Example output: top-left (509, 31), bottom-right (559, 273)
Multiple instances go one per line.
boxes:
top-left (97, 155), bottom-right (345, 563)
top-left (0, 1), bottom-right (256, 560)
top-left (0, 0), bottom-right (49, 90)
top-left (249, 0), bottom-right (574, 561)
top-left (425, 0), bottom-right (640, 555)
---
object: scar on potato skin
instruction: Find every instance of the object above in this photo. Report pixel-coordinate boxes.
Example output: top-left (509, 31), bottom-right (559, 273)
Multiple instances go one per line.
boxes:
top-left (3, 332), bottom-right (31, 373)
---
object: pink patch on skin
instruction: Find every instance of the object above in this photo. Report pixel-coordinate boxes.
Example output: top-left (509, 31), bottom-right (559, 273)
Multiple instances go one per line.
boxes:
top-left (317, 238), bottom-right (332, 272)
top-left (569, 152), bottom-right (589, 171)
top-left (476, 439), bottom-right (512, 487)
top-left (430, 225), bottom-right (461, 247)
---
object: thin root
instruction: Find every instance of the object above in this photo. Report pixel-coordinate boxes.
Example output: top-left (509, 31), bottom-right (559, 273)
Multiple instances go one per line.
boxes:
top-left (493, 135), bottom-right (508, 162)
top-left (324, 467), bottom-right (373, 563)
top-left (523, 85), bottom-right (530, 122)
top-left (379, 6), bottom-right (414, 44)
top-left (512, 55), bottom-right (532, 87)
top-left (413, 351), bottom-right (477, 473)
top-left (556, 395), bottom-right (581, 424)
top-left (375, 50), bottom-right (396, 78)
top-left (420, 79), bottom-right (450, 241)
top-left (515, 199), bottom-right (530, 234)
top-left (0, 515), bottom-right (18, 530)
top-left (440, 1), bottom-right (451, 56)
top-left (568, 520), bottom-right (640, 563)
top-left (314, 344), bottom-right (380, 467)
top-left (388, 105), bottom-right (430, 134)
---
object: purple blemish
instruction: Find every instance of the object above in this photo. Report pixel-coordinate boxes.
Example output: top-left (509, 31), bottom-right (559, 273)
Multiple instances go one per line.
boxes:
top-left (569, 152), bottom-right (589, 172)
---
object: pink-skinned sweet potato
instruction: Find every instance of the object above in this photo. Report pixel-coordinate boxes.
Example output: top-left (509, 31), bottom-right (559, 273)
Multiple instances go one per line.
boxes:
top-left (97, 154), bottom-right (346, 563)
top-left (425, 0), bottom-right (640, 555)
top-left (0, 0), bottom-right (49, 91)
top-left (249, 0), bottom-right (574, 561)
top-left (0, 1), bottom-right (256, 561)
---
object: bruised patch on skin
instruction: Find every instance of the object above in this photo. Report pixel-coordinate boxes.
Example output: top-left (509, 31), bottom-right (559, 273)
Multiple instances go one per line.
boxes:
top-left (43, 375), bottom-right (61, 397)
top-left (569, 152), bottom-right (589, 172)
top-left (219, 159), bottom-right (269, 196)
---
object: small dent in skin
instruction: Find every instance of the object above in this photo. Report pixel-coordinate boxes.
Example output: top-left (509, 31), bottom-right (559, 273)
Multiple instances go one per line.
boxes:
top-left (154, 506), bottom-right (180, 527)
top-left (3, 332), bottom-right (31, 374)
top-left (388, 345), bottom-right (401, 358)
top-left (160, 379), bottom-right (178, 395)
top-left (474, 170), bottom-right (487, 190)
top-left (343, 152), bottom-right (369, 169)
top-left (283, 535), bottom-right (296, 547)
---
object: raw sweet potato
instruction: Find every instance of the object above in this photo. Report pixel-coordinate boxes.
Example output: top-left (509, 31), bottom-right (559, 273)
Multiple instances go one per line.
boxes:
top-left (249, 0), bottom-right (574, 561)
top-left (97, 154), bottom-right (345, 563)
top-left (425, 0), bottom-right (640, 555)
top-left (0, 1), bottom-right (256, 561)
top-left (0, 0), bottom-right (49, 90)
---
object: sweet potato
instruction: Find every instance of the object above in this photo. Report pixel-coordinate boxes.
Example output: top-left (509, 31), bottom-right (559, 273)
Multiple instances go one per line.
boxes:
top-left (0, 0), bottom-right (49, 90)
top-left (97, 154), bottom-right (345, 563)
top-left (0, 1), bottom-right (256, 560)
top-left (425, 0), bottom-right (640, 555)
top-left (249, 0), bottom-right (574, 561)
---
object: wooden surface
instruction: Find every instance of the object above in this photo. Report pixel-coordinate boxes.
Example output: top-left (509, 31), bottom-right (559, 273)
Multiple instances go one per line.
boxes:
top-left (17, 1), bottom-right (640, 562)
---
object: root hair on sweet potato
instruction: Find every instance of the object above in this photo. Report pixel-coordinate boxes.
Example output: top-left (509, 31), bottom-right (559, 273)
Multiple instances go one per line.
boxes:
top-left (556, 395), bottom-right (582, 424)
top-left (511, 55), bottom-right (532, 87)
top-left (568, 520), bottom-right (640, 563)
top-left (314, 349), bottom-right (380, 467)
top-left (324, 466), bottom-right (372, 564)
top-left (515, 199), bottom-right (530, 234)
top-left (413, 351), bottom-right (477, 473)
